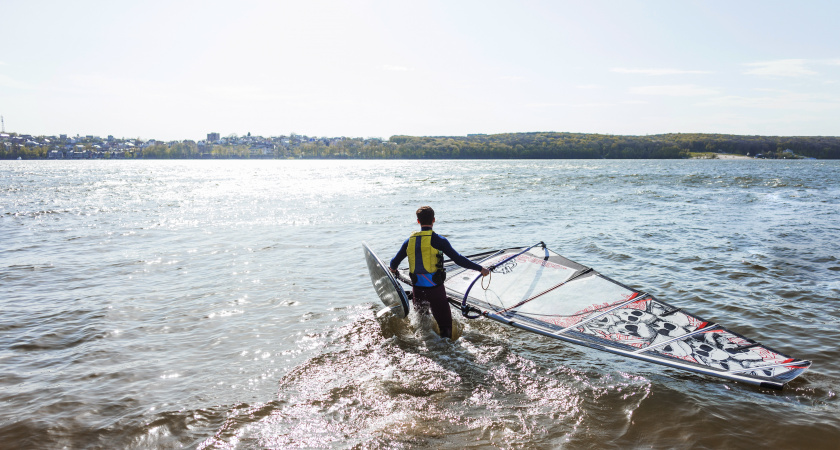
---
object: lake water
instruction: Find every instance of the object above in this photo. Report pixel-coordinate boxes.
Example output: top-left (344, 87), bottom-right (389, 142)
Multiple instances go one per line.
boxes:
top-left (1, 159), bottom-right (839, 449)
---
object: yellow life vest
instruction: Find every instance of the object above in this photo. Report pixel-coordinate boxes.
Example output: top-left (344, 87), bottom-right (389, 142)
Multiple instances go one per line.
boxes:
top-left (407, 230), bottom-right (446, 286)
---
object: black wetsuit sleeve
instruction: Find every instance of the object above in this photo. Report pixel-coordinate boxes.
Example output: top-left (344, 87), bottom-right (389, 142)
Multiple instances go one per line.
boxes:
top-left (431, 233), bottom-right (483, 272)
top-left (390, 239), bottom-right (409, 270)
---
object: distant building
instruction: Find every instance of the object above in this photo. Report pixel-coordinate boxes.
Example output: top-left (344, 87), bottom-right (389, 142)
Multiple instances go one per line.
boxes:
top-left (207, 132), bottom-right (220, 142)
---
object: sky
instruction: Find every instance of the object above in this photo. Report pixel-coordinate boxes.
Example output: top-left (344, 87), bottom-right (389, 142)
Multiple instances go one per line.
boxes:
top-left (1, 0), bottom-right (839, 141)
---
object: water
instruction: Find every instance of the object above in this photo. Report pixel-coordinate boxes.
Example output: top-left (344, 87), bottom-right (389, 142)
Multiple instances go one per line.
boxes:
top-left (1, 159), bottom-right (838, 449)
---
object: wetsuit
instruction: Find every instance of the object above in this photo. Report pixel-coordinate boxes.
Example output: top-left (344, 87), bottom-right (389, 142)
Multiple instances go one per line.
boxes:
top-left (390, 227), bottom-right (483, 338)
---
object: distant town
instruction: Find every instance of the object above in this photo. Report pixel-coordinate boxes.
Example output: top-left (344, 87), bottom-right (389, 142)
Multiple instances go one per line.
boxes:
top-left (2, 130), bottom-right (839, 160)
top-left (0, 131), bottom-right (392, 160)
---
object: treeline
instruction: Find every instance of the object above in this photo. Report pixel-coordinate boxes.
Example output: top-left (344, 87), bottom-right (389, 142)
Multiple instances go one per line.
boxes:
top-left (383, 133), bottom-right (840, 159)
top-left (140, 142), bottom-right (254, 158)
top-left (4, 132), bottom-right (840, 160)
top-left (0, 146), bottom-right (48, 159)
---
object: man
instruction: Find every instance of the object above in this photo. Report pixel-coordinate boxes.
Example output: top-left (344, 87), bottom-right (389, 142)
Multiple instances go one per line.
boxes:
top-left (390, 206), bottom-right (489, 339)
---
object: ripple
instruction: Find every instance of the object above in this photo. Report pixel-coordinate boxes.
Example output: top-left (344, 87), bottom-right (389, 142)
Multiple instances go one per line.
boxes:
top-left (2, 159), bottom-right (839, 448)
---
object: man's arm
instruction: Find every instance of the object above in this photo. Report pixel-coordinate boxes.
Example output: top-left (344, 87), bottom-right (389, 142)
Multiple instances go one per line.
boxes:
top-left (389, 239), bottom-right (409, 273)
top-left (432, 234), bottom-right (489, 275)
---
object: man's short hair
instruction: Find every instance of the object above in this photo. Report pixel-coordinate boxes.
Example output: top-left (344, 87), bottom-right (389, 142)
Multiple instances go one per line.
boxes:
top-left (416, 206), bottom-right (435, 225)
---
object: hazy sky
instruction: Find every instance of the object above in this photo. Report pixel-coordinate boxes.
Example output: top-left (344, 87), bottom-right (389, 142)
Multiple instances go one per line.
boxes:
top-left (2, 0), bottom-right (839, 140)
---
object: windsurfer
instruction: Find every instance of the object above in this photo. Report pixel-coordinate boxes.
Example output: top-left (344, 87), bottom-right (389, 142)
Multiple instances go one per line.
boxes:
top-left (390, 206), bottom-right (489, 339)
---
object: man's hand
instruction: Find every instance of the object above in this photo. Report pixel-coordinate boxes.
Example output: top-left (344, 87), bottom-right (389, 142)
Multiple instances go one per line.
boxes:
top-left (481, 267), bottom-right (490, 277)
top-left (389, 267), bottom-right (398, 274)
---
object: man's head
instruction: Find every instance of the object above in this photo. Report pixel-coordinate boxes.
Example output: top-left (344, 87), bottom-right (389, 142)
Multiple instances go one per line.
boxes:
top-left (416, 206), bottom-right (435, 226)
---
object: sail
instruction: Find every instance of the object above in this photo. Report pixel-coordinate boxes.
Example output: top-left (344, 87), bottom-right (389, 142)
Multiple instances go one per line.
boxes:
top-left (422, 245), bottom-right (810, 389)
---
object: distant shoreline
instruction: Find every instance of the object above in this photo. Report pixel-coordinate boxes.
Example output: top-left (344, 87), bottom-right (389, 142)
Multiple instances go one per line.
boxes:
top-left (3, 132), bottom-right (838, 160)
top-left (716, 154), bottom-right (753, 159)
top-left (692, 153), bottom-right (754, 160)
